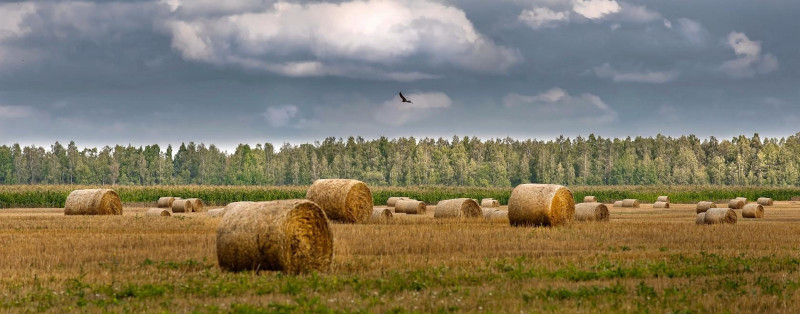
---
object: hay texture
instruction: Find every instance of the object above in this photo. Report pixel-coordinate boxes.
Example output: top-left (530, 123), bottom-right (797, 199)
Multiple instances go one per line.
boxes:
top-left (306, 179), bottom-right (373, 223)
top-left (488, 210), bottom-right (508, 222)
top-left (434, 198), bottom-right (482, 219)
top-left (696, 201), bottom-right (716, 213)
top-left (574, 202), bottom-right (609, 222)
top-left (736, 197), bottom-right (748, 205)
top-left (216, 199), bottom-right (333, 274)
top-left (396, 200), bottom-right (426, 215)
top-left (207, 208), bottom-right (225, 218)
top-left (583, 196), bottom-right (597, 203)
top-left (157, 197), bottom-right (175, 208)
top-left (703, 208), bottom-right (737, 225)
top-left (728, 199), bottom-right (745, 209)
top-left (695, 213), bottom-right (706, 225)
top-left (653, 201), bottom-right (670, 209)
top-left (386, 197), bottom-right (409, 207)
top-left (145, 208), bottom-right (171, 217)
top-left (481, 198), bottom-right (500, 208)
top-left (64, 189), bottom-right (122, 215)
top-left (742, 204), bottom-right (764, 218)
top-left (187, 198), bottom-right (204, 212)
top-left (656, 196), bottom-right (670, 203)
top-left (482, 208), bottom-right (498, 219)
top-left (621, 199), bottom-right (640, 208)
top-left (370, 208), bottom-right (393, 223)
top-left (508, 184), bottom-right (574, 227)
top-left (172, 199), bottom-right (193, 213)
top-left (757, 197), bottom-right (774, 206)
top-left (613, 201), bottom-right (623, 207)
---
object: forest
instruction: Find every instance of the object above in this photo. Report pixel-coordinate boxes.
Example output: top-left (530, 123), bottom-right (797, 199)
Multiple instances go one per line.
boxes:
top-left (0, 133), bottom-right (797, 187)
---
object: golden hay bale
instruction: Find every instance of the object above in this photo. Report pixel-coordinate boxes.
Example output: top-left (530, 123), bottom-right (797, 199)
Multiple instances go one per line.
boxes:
top-left (306, 179), bottom-right (373, 223)
top-left (64, 189), bottom-right (122, 215)
top-left (583, 196), bottom-right (597, 203)
top-left (736, 197), bottom-right (748, 204)
top-left (187, 198), bottom-right (204, 212)
top-left (396, 200), bottom-right (426, 215)
top-left (172, 199), bottom-right (193, 213)
top-left (757, 197), bottom-right (774, 206)
top-left (574, 202), bottom-right (609, 222)
top-left (742, 204), bottom-right (764, 218)
top-left (216, 199), bottom-right (333, 274)
top-left (703, 208), bottom-right (737, 225)
top-left (695, 213), bottom-right (706, 225)
top-left (621, 199), bottom-right (640, 208)
top-left (434, 198), bottom-right (482, 219)
top-left (207, 208), bottom-right (225, 217)
top-left (613, 201), bottom-right (623, 207)
top-left (696, 201), bottom-right (716, 213)
top-left (481, 198), bottom-right (500, 208)
top-left (482, 208), bottom-right (498, 219)
top-left (145, 208), bottom-right (171, 217)
top-left (727, 199), bottom-right (744, 209)
top-left (653, 201), bottom-right (670, 209)
top-left (157, 197), bottom-right (175, 208)
top-left (386, 197), bottom-right (409, 207)
top-left (488, 210), bottom-right (508, 222)
top-left (657, 196), bottom-right (670, 203)
top-left (508, 184), bottom-right (574, 227)
top-left (370, 208), bottom-right (393, 223)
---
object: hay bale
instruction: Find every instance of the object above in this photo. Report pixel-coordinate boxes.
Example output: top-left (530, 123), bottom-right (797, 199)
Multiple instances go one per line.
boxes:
top-left (653, 201), bottom-right (670, 209)
top-left (370, 208), bottom-right (393, 223)
top-left (757, 197), bottom-right (774, 206)
top-left (434, 198), bottom-right (482, 219)
top-left (305, 179), bottom-right (373, 223)
top-left (64, 189), bottom-right (122, 215)
top-left (727, 199), bottom-right (744, 209)
top-left (735, 197), bottom-right (748, 205)
top-left (157, 197), bottom-right (175, 208)
top-left (613, 201), bottom-right (623, 207)
top-left (574, 202), bottom-right (609, 222)
top-left (508, 184), bottom-right (574, 227)
top-left (187, 198), bottom-right (204, 212)
top-left (488, 210), bottom-right (508, 222)
top-left (396, 200), bottom-right (426, 215)
top-left (482, 208), bottom-right (498, 219)
top-left (172, 199), bottom-right (193, 213)
top-left (583, 196), bottom-right (597, 203)
top-left (657, 196), bottom-right (670, 203)
top-left (216, 199), bottom-right (333, 274)
top-left (145, 208), bottom-right (171, 217)
top-left (207, 208), bottom-right (225, 217)
top-left (386, 197), bottom-right (409, 207)
top-left (621, 199), bottom-right (640, 208)
top-left (695, 213), bottom-right (706, 224)
top-left (696, 201), bottom-right (716, 213)
top-left (742, 204), bottom-right (764, 218)
top-left (480, 198), bottom-right (500, 208)
top-left (703, 208), bottom-right (737, 224)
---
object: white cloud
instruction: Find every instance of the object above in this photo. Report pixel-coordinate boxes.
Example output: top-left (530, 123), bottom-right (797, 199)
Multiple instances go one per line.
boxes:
top-left (374, 92), bottom-right (452, 126)
top-left (264, 105), bottom-right (299, 128)
top-left (675, 18), bottom-right (706, 44)
top-left (592, 63), bottom-right (679, 84)
top-left (503, 88), bottom-right (617, 124)
top-left (519, 1), bottom-right (661, 30)
top-left (720, 32), bottom-right (778, 78)
top-left (572, 0), bottom-right (620, 20)
top-left (0, 2), bottom-right (36, 40)
top-left (518, 7), bottom-right (570, 29)
top-left (0, 105), bottom-right (36, 119)
top-left (662, 19), bottom-right (672, 29)
top-left (616, 4), bottom-right (660, 23)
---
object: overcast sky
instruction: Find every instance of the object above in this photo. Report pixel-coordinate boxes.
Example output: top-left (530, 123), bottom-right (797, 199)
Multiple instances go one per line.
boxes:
top-left (0, 0), bottom-right (798, 151)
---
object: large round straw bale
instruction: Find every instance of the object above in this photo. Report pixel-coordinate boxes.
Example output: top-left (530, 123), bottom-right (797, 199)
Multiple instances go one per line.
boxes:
top-left (488, 210), bottom-right (508, 222)
top-left (583, 196), bottom-right (597, 203)
top-left (216, 199), bottom-right (333, 274)
top-left (396, 200), bottom-right (426, 215)
top-left (727, 199), bottom-right (744, 209)
top-left (653, 201), bottom-right (670, 209)
top-left (696, 201), bottom-right (716, 213)
top-left (621, 199), bottom-right (640, 208)
top-left (305, 179), bottom-right (373, 223)
top-left (370, 208), bottom-right (393, 223)
top-left (64, 189), bottom-right (122, 215)
top-left (735, 197), bottom-right (748, 205)
top-left (742, 204), bottom-right (764, 218)
top-left (508, 184), bottom-right (574, 227)
top-left (657, 196), bottom-right (670, 203)
top-left (703, 208), bottom-right (737, 225)
top-left (757, 197), bottom-right (774, 206)
top-left (480, 198), bottom-right (500, 208)
top-left (434, 198), bottom-right (482, 219)
top-left (157, 197), bottom-right (175, 208)
top-left (187, 198), bottom-right (204, 212)
top-left (695, 213), bottom-right (706, 225)
top-left (482, 208), bottom-right (498, 219)
top-left (145, 208), bottom-right (171, 217)
top-left (386, 197), bottom-right (409, 207)
top-left (574, 202), bottom-right (609, 222)
top-left (207, 208), bottom-right (225, 217)
top-left (613, 201), bottom-right (623, 207)
top-left (172, 199), bottom-right (193, 213)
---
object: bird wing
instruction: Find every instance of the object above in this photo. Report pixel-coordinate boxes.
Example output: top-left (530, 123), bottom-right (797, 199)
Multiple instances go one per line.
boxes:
top-left (399, 92), bottom-right (408, 102)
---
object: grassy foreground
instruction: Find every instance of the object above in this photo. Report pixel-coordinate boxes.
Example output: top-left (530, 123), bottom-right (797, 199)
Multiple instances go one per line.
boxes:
top-left (2, 202), bottom-right (800, 312)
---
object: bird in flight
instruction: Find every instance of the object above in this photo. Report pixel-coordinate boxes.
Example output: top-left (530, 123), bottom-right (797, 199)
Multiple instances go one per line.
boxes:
top-left (399, 92), bottom-right (413, 104)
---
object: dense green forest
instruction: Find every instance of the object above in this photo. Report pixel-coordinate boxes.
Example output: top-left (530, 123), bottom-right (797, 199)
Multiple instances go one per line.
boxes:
top-left (0, 133), bottom-right (798, 187)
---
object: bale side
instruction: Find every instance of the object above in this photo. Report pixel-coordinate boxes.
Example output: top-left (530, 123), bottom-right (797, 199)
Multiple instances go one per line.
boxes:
top-left (386, 197), bottom-right (408, 207)
top-left (656, 196), bottom-right (670, 203)
top-left (695, 213), bottom-right (706, 225)
top-left (488, 210), bottom-right (508, 222)
top-left (704, 208), bottom-right (737, 224)
top-left (207, 208), bottom-right (225, 218)
top-left (64, 189), bottom-right (122, 215)
top-left (574, 202), bottom-right (609, 222)
top-left (613, 201), bottom-right (623, 207)
top-left (735, 197), bottom-right (748, 205)
top-left (306, 179), bottom-right (373, 223)
top-left (621, 199), bottom-right (640, 208)
top-left (216, 199), bottom-right (333, 274)
top-left (728, 199), bottom-right (744, 209)
top-left (157, 197), bottom-right (175, 208)
top-left (653, 201), bottom-right (670, 209)
top-left (583, 196), bottom-right (597, 203)
top-left (370, 208), bottom-right (393, 223)
top-left (482, 208), bottom-right (498, 219)
top-left (434, 198), bottom-right (482, 219)
top-left (742, 204), bottom-right (764, 218)
top-left (145, 208), bottom-right (171, 217)
top-left (480, 198), bottom-right (500, 208)
top-left (172, 199), bottom-right (193, 213)
top-left (696, 201), bottom-right (716, 213)
top-left (508, 184), bottom-right (574, 227)
top-left (396, 200), bottom-right (426, 215)
top-left (757, 197), bottom-right (774, 206)
top-left (187, 198), bottom-right (204, 212)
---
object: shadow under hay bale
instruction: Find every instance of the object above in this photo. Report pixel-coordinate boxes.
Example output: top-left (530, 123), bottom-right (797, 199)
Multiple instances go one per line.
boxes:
top-left (396, 199), bottom-right (426, 215)
top-left (696, 201), bottom-right (716, 213)
top-left (64, 189), bottom-right (122, 215)
top-left (306, 179), bottom-right (373, 223)
top-left (574, 202), bottom-right (609, 222)
top-left (172, 199), bottom-right (193, 213)
top-left (703, 208), bottom-right (737, 225)
top-left (508, 184), bottom-right (574, 227)
top-left (145, 208), bottom-right (171, 217)
top-left (742, 204), bottom-right (764, 218)
top-left (157, 197), bottom-right (175, 208)
top-left (434, 198), bottom-right (482, 219)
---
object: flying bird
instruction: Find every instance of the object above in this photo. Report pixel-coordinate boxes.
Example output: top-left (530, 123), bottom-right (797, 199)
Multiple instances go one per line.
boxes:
top-left (399, 92), bottom-right (412, 104)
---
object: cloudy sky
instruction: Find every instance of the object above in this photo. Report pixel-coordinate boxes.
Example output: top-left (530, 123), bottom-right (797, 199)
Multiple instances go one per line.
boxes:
top-left (0, 0), bottom-right (798, 151)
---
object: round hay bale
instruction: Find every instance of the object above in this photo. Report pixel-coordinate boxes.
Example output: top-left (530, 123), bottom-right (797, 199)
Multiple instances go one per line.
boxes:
top-left (696, 201), bottom-right (716, 213)
top-left (482, 208), bottom-right (498, 219)
top-left (157, 197), bottom-right (175, 208)
top-left (207, 208), bottom-right (225, 217)
top-left (621, 199), bottom-right (640, 208)
top-left (306, 179), bottom-right (373, 223)
top-left (216, 199), bottom-right (333, 274)
top-left (695, 213), bottom-right (706, 225)
top-left (508, 184), bottom-right (574, 227)
top-left (145, 208), bottom-right (171, 217)
top-left (757, 197), bottom-right (774, 206)
top-left (434, 198), bottom-right (482, 219)
top-left (386, 197), bottom-right (409, 207)
top-left (187, 198), bottom-right (204, 212)
top-left (742, 204), bottom-right (764, 218)
top-left (653, 201), bottom-right (670, 209)
top-left (480, 198), bottom-right (500, 208)
top-left (370, 208), bottom-right (393, 223)
top-left (657, 196), bottom-right (670, 203)
top-left (583, 196), bottom-right (597, 203)
top-left (703, 208), bottom-right (737, 225)
top-left (396, 200), bottom-right (426, 215)
top-left (613, 201), bottom-right (623, 207)
top-left (574, 202), bottom-right (609, 222)
top-left (728, 199), bottom-right (744, 209)
top-left (172, 199), bottom-right (193, 213)
top-left (64, 189), bottom-right (122, 215)
top-left (488, 210), bottom-right (508, 222)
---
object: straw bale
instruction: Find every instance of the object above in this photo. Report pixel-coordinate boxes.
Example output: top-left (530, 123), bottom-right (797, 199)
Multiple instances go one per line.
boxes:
top-left (695, 213), bottom-right (706, 224)
top-left (145, 208), bottom-right (171, 217)
top-left (613, 201), bottom-right (623, 207)
top-left (757, 197), bottom-right (774, 206)
top-left (396, 200), bottom-right (426, 215)
top-left (508, 184), bottom-right (574, 227)
top-left (434, 198), bottom-right (482, 218)
top-left (187, 198), bottom-right (204, 212)
top-left (370, 208), bottom-right (393, 223)
top-left (172, 199), bottom-right (193, 213)
top-left (583, 196), bottom-right (597, 203)
top-left (703, 208), bottom-right (737, 224)
top-left (64, 189), bottom-right (122, 215)
top-left (728, 199), bottom-right (745, 209)
top-left (207, 208), bottom-right (225, 218)
top-left (157, 197), bottom-right (175, 208)
top-left (574, 202), bottom-right (609, 222)
top-left (657, 196), bottom-right (670, 203)
top-left (480, 198), bottom-right (500, 208)
top-left (696, 201), bottom-right (716, 213)
top-left (306, 179), bottom-right (373, 223)
top-left (482, 208), bottom-right (498, 219)
top-left (621, 199), bottom-right (640, 208)
top-left (488, 210), bottom-right (508, 222)
top-left (386, 197), bottom-right (409, 207)
top-left (653, 201), bottom-right (670, 209)
top-left (742, 204), bottom-right (764, 218)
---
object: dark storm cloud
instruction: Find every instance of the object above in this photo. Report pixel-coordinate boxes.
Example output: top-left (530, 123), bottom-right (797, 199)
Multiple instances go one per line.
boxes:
top-left (0, 0), bottom-right (798, 150)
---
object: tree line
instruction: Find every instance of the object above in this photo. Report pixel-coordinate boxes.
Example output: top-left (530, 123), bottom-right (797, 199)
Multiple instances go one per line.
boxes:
top-left (0, 133), bottom-right (798, 187)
